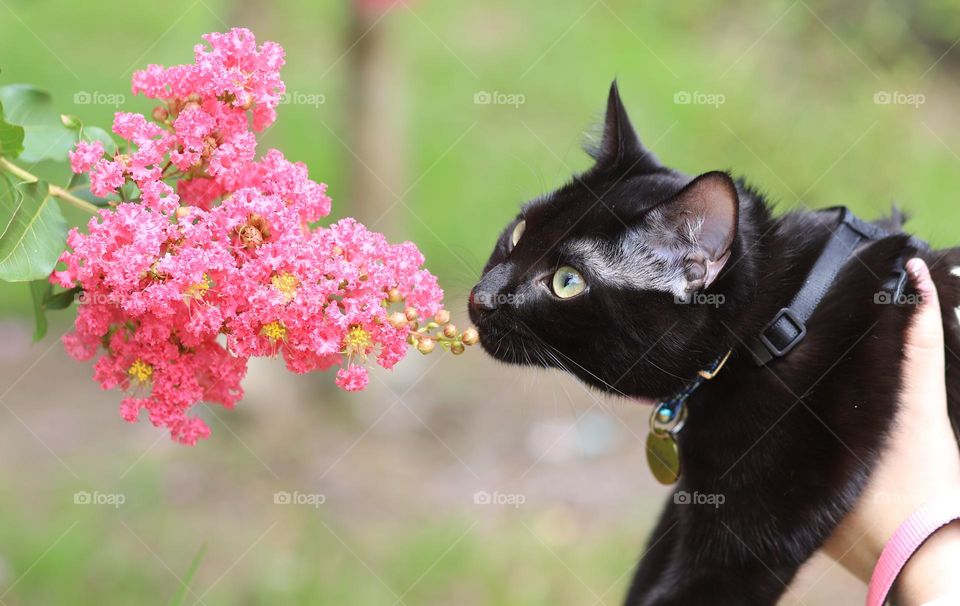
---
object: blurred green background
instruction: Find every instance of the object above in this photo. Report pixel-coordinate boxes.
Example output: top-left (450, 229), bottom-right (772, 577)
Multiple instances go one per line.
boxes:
top-left (0, 0), bottom-right (958, 604)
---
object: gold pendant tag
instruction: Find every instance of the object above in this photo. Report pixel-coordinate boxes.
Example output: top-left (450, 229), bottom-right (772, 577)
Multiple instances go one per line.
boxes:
top-left (646, 431), bottom-right (681, 485)
top-left (643, 352), bottom-right (731, 484)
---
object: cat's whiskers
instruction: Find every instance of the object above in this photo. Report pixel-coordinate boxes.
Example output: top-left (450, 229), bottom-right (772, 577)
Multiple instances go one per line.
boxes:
top-left (638, 357), bottom-right (689, 382)
top-left (515, 318), bottom-right (630, 398)
top-left (488, 320), bottom-right (521, 361)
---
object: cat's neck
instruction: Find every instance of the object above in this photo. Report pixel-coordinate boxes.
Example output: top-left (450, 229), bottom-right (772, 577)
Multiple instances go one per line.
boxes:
top-left (712, 189), bottom-right (841, 362)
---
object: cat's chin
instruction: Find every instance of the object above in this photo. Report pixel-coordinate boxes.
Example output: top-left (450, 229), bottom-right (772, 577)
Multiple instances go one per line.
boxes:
top-left (477, 331), bottom-right (666, 405)
top-left (476, 332), bottom-right (543, 367)
top-left (569, 371), bottom-right (664, 405)
top-left (471, 324), bottom-right (551, 368)
top-left (474, 326), bottom-right (669, 403)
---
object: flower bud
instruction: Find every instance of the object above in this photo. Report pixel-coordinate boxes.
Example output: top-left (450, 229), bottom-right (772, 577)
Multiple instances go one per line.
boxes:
top-left (462, 327), bottom-right (479, 346)
top-left (235, 214), bottom-right (270, 249)
top-left (443, 324), bottom-right (457, 338)
top-left (451, 342), bottom-right (465, 355)
top-left (407, 333), bottom-right (418, 346)
top-left (388, 312), bottom-right (408, 329)
top-left (237, 224), bottom-right (263, 249)
top-left (387, 288), bottom-right (403, 303)
top-left (152, 106), bottom-right (169, 121)
top-left (404, 307), bottom-right (419, 322)
top-left (417, 338), bottom-right (435, 354)
top-left (434, 309), bottom-right (451, 324)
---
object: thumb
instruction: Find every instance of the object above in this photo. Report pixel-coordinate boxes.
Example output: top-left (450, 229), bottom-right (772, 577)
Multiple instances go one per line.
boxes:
top-left (904, 258), bottom-right (943, 355)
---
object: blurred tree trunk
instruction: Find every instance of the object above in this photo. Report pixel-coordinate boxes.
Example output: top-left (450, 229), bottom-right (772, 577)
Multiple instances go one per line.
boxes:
top-left (347, 2), bottom-right (407, 233)
top-left (225, 0), bottom-right (276, 32)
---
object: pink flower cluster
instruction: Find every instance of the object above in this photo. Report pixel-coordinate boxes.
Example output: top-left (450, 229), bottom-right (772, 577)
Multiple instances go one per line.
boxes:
top-left (57, 28), bottom-right (443, 445)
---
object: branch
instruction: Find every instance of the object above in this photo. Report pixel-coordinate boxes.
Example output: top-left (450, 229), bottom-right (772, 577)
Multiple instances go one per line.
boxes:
top-left (0, 157), bottom-right (100, 214)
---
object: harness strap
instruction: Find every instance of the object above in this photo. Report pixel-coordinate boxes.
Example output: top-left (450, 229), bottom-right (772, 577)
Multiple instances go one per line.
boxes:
top-left (747, 207), bottom-right (924, 366)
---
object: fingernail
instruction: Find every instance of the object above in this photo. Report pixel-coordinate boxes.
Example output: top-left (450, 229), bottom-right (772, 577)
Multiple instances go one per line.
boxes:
top-left (906, 258), bottom-right (926, 279)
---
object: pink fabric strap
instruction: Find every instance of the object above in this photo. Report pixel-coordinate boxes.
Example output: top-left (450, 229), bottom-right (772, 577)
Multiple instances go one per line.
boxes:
top-left (866, 492), bottom-right (960, 606)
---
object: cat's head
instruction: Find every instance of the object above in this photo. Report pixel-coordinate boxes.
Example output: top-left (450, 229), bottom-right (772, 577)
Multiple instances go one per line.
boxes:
top-left (468, 82), bottom-right (743, 399)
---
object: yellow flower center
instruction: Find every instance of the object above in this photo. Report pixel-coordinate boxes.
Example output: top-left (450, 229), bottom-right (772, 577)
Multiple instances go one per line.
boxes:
top-left (128, 359), bottom-right (153, 383)
top-left (271, 272), bottom-right (299, 302)
top-left (185, 274), bottom-right (211, 299)
top-left (343, 325), bottom-right (372, 356)
top-left (262, 320), bottom-right (286, 341)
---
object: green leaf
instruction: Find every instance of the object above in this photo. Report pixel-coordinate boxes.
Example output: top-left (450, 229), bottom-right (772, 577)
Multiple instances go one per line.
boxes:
top-left (0, 84), bottom-right (78, 163)
top-left (65, 171), bottom-right (114, 206)
top-left (0, 177), bottom-right (68, 281)
top-left (20, 159), bottom-right (73, 191)
top-left (0, 101), bottom-right (25, 159)
top-left (28, 279), bottom-right (50, 341)
top-left (0, 172), bottom-right (18, 238)
top-left (28, 281), bottom-right (77, 341)
top-left (61, 113), bottom-right (117, 154)
top-left (45, 286), bottom-right (78, 310)
top-left (80, 125), bottom-right (116, 152)
top-left (168, 542), bottom-right (207, 606)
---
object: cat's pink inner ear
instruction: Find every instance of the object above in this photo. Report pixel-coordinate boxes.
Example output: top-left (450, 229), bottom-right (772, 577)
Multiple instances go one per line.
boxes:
top-left (673, 171), bottom-right (739, 261)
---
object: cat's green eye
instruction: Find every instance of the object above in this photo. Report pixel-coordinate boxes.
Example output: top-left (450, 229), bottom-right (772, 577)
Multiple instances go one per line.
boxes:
top-left (511, 220), bottom-right (526, 248)
top-left (552, 266), bottom-right (586, 299)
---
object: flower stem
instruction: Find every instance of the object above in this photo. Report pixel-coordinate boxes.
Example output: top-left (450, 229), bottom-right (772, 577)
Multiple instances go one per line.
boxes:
top-left (0, 157), bottom-right (100, 214)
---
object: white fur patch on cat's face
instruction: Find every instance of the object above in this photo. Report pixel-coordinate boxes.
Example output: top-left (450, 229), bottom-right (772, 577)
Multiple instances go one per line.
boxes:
top-left (563, 237), bottom-right (687, 298)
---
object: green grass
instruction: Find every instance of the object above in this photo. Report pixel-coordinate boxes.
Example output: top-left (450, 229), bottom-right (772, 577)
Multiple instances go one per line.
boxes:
top-left (0, 471), bottom-right (652, 605)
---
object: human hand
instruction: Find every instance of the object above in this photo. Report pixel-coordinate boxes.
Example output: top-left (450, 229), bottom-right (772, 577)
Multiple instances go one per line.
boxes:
top-left (824, 258), bottom-right (960, 604)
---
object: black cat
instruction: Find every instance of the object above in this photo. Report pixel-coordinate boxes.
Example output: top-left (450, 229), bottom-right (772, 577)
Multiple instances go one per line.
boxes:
top-left (468, 81), bottom-right (960, 605)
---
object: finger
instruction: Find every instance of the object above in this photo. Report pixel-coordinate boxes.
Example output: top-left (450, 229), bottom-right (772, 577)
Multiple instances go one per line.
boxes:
top-left (900, 258), bottom-right (948, 427)
top-left (904, 258), bottom-right (943, 354)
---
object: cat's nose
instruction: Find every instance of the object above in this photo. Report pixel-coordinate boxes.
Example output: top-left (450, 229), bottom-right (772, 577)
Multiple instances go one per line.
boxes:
top-left (470, 264), bottom-right (511, 314)
top-left (469, 287), bottom-right (498, 312)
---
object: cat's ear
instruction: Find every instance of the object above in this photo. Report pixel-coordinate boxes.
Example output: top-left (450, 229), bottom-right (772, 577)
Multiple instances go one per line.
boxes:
top-left (588, 81), bottom-right (660, 172)
top-left (648, 171), bottom-right (739, 292)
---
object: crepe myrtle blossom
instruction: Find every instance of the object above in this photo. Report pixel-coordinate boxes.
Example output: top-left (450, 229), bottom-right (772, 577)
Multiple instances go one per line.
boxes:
top-left (54, 28), bottom-right (476, 445)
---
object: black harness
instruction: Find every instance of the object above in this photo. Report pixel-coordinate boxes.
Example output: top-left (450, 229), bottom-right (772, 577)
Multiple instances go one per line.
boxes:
top-left (746, 206), bottom-right (926, 366)
top-left (645, 206), bottom-right (928, 484)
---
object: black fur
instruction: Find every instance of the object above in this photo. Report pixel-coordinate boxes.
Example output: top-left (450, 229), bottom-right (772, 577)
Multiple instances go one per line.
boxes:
top-left (468, 81), bottom-right (960, 605)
